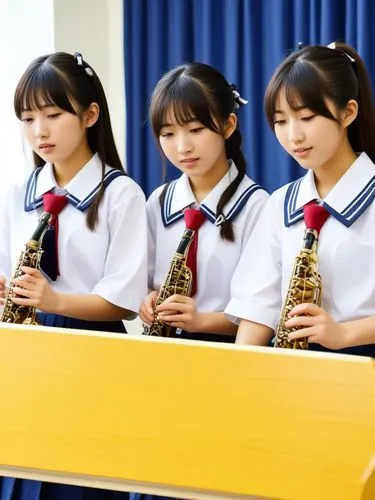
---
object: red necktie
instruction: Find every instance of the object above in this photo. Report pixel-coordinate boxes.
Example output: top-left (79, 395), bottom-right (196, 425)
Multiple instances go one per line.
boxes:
top-left (183, 208), bottom-right (206, 297)
top-left (303, 201), bottom-right (330, 233)
top-left (42, 192), bottom-right (68, 278)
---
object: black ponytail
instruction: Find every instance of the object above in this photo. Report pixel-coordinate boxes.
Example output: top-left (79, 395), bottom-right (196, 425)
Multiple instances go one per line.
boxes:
top-left (337, 43), bottom-right (375, 163)
top-left (216, 127), bottom-right (246, 241)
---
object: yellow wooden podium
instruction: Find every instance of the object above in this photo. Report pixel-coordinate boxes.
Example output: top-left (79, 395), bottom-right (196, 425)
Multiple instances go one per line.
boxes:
top-left (0, 323), bottom-right (375, 500)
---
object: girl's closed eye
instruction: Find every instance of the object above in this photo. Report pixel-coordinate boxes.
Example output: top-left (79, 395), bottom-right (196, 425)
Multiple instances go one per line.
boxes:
top-left (160, 131), bottom-right (174, 138)
top-left (274, 119), bottom-right (286, 126)
top-left (190, 126), bottom-right (205, 134)
top-left (301, 114), bottom-right (316, 122)
top-left (47, 113), bottom-right (61, 119)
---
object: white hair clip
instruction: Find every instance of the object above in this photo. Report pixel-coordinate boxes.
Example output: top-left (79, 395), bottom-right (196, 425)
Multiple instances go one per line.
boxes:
top-left (74, 52), bottom-right (83, 66)
top-left (74, 52), bottom-right (94, 77)
top-left (230, 84), bottom-right (248, 109)
top-left (215, 214), bottom-right (226, 226)
top-left (327, 42), bottom-right (355, 63)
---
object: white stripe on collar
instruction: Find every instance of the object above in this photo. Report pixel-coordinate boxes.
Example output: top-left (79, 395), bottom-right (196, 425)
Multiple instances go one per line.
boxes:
top-left (284, 153), bottom-right (375, 228)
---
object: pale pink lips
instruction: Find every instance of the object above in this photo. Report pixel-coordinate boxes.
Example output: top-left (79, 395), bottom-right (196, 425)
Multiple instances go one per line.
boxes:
top-left (181, 157), bottom-right (199, 167)
top-left (294, 147), bottom-right (312, 158)
top-left (39, 144), bottom-right (55, 154)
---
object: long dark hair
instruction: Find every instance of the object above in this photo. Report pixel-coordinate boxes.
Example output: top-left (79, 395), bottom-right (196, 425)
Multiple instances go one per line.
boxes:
top-left (14, 51), bottom-right (125, 230)
top-left (264, 42), bottom-right (375, 163)
top-left (150, 62), bottom-right (247, 241)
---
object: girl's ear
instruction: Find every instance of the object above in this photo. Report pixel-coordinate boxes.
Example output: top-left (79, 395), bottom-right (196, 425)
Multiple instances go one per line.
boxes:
top-left (342, 99), bottom-right (358, 128)
top-left (224, 113), bottom-right (237, 139)
top-left (84, 102), bottom-right (100, 128)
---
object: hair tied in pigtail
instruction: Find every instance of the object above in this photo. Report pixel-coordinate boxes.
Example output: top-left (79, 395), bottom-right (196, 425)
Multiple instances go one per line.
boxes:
top-left (230, 84), bottom-right (248, 109)
top-left (74, 51), bottom-right (94, 76)
top-left (327, 42), bottom-right (355, 63)
top-left (215, 213), bottom-right (226, 227)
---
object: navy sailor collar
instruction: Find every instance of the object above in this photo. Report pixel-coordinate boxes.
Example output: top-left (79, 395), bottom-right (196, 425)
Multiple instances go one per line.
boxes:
top-left (284, 152), bottom-right (375, 228)
top-left (24, 153), bottom-right (125, 212)
top-left (161, 161), bottom-right (265, 227)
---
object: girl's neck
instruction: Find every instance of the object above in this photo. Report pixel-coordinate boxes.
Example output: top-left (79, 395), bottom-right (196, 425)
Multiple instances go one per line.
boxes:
top-left (314, 140), bottom-right (358, 199)
top-left (53, 144), bottom-right (94, 187)
top-left (189, 157), bottom-right (230, 203)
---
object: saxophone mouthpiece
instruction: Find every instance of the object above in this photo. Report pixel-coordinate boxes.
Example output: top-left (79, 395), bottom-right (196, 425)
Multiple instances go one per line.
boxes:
top-left (40, 211), bottom-right (53, 225)
top-left (304, 228), bottom-right (318, 250)
top-left (30, 212), bottom-right (53, 243)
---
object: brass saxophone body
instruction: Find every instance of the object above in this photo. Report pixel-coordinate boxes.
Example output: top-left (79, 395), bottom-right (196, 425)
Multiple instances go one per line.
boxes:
top-left (143, 229), bottom-right (194, 337)
top-left (275, 228), bottom-right (322, 349)
top-left (1, 212), bottom-right (52, 325)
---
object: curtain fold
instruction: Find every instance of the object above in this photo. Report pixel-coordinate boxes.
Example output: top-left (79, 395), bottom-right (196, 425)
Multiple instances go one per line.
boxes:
top-left (124, 0), bottom-right (375, 196)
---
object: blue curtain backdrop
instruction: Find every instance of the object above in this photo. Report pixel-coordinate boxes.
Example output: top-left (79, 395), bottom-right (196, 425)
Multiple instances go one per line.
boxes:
top-left (123, 0), bottom-right (375, 197)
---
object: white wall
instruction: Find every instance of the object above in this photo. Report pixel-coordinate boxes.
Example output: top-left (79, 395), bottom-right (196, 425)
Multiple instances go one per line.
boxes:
top-left (0, 0), bottom-right (56, 196)
top-left (53, 0), bottom-right (126, 165)
top-left (107, 0), bottom-right (126, 166)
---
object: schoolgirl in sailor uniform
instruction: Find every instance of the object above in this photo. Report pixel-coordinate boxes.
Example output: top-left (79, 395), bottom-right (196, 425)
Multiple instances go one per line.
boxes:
top-left (147, 159), bottom-right (267, 343)
top-left (226, 42), bottom-right (375, 355)
top-left (1, 153), bottom-right (147, 331)
top-left (0, 52), bottom-right (147, 500)
top-left (131, 62), bottom-right (268, 500)
top-left (139, 62), bottom-right (268, 345)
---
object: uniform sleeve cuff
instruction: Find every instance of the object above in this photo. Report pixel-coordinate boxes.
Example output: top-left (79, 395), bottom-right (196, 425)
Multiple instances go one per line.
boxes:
top-left (225, 298), bottom-right (279, 330)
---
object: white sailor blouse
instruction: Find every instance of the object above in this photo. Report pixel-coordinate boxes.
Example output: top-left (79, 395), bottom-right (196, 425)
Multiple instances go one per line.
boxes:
top-left (0, 153), bottom-right (148, 315)
top-left (147, 161), bottom-right (269, 313)
top-left (226, 152), bottom-right (375, 330)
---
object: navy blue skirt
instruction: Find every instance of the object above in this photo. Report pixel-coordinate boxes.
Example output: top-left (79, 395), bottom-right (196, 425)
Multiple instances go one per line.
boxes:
top-left (129, 495), bottom-right (170, 500)
top-left (309, 342), bottom-right (375, 357)
top-left (175, 330), bottom-right (235, 343)
top-left (272, 335), bottom-right (375, 357)
top-left (35, 313), bottom-right (127, 333)
top-left (0, 313), bottom-right (128, 500)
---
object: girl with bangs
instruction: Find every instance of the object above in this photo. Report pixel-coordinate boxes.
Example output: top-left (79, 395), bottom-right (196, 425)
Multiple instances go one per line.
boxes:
top-left (139, 62), bottom-right (268, 343)
top-left (132, 60), bottom-right (268, 500)
top-left (0, 51), bottom-right (147, 500)
top-left (226, 42), bottom-right (375, 356)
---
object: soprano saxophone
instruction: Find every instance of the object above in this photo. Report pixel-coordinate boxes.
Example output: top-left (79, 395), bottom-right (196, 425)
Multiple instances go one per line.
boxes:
top-left (1, 212), bottom-right (52, 325)
top-left (143, 229), bottom-right (194, 337)
top-left (275, 228), bottom-right (322, 349)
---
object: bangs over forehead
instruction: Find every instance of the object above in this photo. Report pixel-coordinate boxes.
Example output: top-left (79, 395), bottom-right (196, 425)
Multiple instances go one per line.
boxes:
top-left (150, 75), bottom-right (220, 136)
top-left (14, 61), bottom-right (76, 118)
top-left (265, 59), bottom-right (338, 126)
